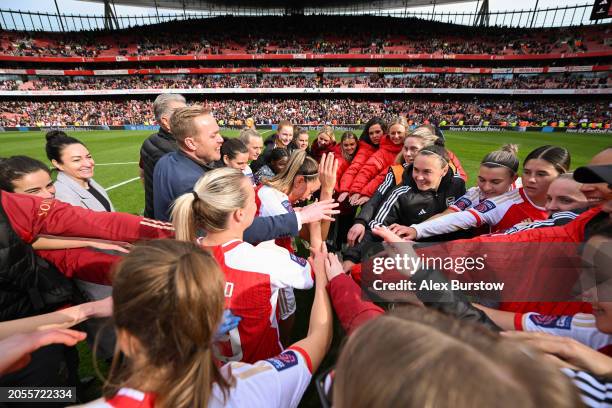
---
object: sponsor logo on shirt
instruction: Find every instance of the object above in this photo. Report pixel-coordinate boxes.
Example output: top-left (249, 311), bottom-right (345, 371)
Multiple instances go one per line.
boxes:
top-left (452, 197), bottom-right (471, 210)
top-left (529, 314), bottom-right (572, 330)
top-left (266, 350), bottom-right (299, 371)
top-left (290, 253), bottom-right (308, 267)
top-left (473, 200), bottom-right (496, 213)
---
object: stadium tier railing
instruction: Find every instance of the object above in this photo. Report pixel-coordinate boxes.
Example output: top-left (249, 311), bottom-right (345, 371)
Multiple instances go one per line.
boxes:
top-left (0, 88), bottom-right (609, 96)
top-left (0, 4), bottom-right (609, 31)
top-left (0, 51), bottom-right (610, 63)
top-left (0, 65), bottom-right (609, 76)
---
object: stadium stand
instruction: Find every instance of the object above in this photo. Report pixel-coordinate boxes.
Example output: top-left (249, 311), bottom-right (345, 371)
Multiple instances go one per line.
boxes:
top-left (0, 72), bottom-right (608, 91)
top-left (0, 98), bottom-right (609, 127)
top-left (2, 3), bottom-right (612, 408)
top-left (0, 16), bottom-right (608, 129)
top-left (0, 16), bottom-right (609, 58)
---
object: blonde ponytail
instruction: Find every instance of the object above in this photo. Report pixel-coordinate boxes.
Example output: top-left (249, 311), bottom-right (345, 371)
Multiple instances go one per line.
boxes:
top-left (171, 167), bottom-right (249, 241)
top-left (265, 150), bottom-right (318, 194)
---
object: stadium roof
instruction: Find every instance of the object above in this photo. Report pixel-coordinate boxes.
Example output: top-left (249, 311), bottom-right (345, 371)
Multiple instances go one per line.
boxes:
top-left (84, 0), bottom-right (472, 10)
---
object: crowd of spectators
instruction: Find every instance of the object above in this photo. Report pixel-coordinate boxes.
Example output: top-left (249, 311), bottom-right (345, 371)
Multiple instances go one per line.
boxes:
top-left (0, 100), bottom-right (151, 126)
top-left (0, 97), bottom-right (608, 127)
top-left (3, 73), bottom-right (608, 91)
top-left (0, 15), bottom-right (602, 58)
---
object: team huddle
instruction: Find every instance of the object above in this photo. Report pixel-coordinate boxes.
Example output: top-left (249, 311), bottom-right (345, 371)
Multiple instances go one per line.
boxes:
top-left (0, 92), bottom-right (611, 407)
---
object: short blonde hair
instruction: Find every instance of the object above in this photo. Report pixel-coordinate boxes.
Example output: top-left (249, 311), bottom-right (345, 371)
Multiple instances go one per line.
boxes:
top-left (408, 125), bottom-right (439, 146)
top-left (394, 125), bottom-right (439, 165)
top-left (238, 128), bottom-right (262, 146)
top-left (170, 105), bottom-right (212, 143)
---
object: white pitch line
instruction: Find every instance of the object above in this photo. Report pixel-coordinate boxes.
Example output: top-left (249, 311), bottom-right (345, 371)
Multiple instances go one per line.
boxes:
top-left (96, 161), bottom-right (139, 166)
top-left (106, 177), bottom-right (140, 191)
top-left (260, 129), bottom-right (276, 137)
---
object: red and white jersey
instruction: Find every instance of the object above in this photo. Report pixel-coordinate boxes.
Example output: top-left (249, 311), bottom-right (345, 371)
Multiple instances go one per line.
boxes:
top-left (448, 180), bottom-right (521, 213)
top-left (412, 187), bottom-right (547, 238)
top-left (243, 164), bottom-right (256, 186)
top-left (255, 184), bottom-right (295, 252)
top-left (515, 312), bottom-right (612, 356)
top-left (448, 186), bottom-right (486, 213)
top-left (75, 347), bottom-right (312, 408)
top-left (206, 239), bottom-right (313, 363)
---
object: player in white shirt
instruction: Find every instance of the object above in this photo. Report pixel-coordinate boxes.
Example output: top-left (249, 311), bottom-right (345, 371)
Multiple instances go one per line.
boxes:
top-left (395, 145), bottom-right (572, 240)
top-left (256, 150), bottom-right (322, 251)
top-left (74, 238), bottom-right (335, 408)
top-left (502, 173), bottom-right (589, 234)
top-left (171, 168), bottom-right (332, 362)
top-left (388, 144), bottom-right (520, 240)
top-left (255, 150), bottom-right (332, 323)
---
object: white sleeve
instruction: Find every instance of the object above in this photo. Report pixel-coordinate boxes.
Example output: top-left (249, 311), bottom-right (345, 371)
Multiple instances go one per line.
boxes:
top-left (264, 348), bottom-right (312, 408)
top-left (258, 188), bottom-right (293, 217)
top-left (255, 242), bottom-right (314, 290)
top-left (411, 210), bottom-right (479, 239)
top-left (519, 313), bottom-right (612, 350)
top-left (464, 198), bottom-right (508, 227)
top-left (449, 187), bottom-right (480, 212)
top-left (215, 348), bottom-right (312, 408)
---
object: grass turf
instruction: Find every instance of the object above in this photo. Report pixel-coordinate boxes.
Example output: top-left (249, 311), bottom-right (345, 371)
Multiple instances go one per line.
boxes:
top-left (1, 128), bottom-right (609, 404)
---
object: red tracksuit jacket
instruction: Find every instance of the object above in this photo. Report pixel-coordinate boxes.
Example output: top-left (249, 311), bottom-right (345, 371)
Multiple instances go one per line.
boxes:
top-left (2, 192), bottom-right (174, 282)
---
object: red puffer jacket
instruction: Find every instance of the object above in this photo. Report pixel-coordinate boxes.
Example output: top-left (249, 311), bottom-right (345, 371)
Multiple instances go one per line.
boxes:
top-left (349, 135), bottom-right (403, 197)
top-left (333, 144), bottom-right (351, 191)
top-left (337, 140), bottom-right (378, 193)
top-left (310, 139), bottom-right (337, 162)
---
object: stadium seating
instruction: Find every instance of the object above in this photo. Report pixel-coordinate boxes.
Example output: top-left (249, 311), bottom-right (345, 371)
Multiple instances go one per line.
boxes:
top-left (0, 73), bottom-right (607, 91)
top-left (0, 98), bottom-right (608, 127)
top-left (0, 16), bottom-right (609, 58)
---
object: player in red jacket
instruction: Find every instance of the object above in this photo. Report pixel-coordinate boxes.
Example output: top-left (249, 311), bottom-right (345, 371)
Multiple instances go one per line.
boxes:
top-left (348, 118), bottom-right (406, 204)
top-left (2, 191), bottom-right (173, 248)
top-left (333, 133), bottom-right (356, 185)
top-left (0, 159), bottom-right (173, 285)
top-left (337, 117), bottom-right (387, 201)
top-left (310, 128), bottom-right (337, 162)
top-left (327, 131), bottom-right (359, 250)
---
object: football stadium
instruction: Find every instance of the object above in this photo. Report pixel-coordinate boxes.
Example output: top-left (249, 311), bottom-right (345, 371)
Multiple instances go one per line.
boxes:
top-left (0, 0), bottom-right (611, 406)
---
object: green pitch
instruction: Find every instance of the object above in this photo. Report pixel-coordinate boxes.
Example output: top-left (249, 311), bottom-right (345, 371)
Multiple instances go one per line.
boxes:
top-left (1, 129), bottom-right (609, 214)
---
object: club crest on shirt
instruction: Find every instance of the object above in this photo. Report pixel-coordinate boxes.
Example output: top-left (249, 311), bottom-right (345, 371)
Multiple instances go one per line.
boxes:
top-left (473, 200), bottom-right (496, 213)
top-left (451, 196), bottom-right (470, 209)
top-left (529, 314), bottom-right (572, 329)
top-left (266, 350), bottom-right (299, 371)
top-left (290, 253), bottom-right (308, 267)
